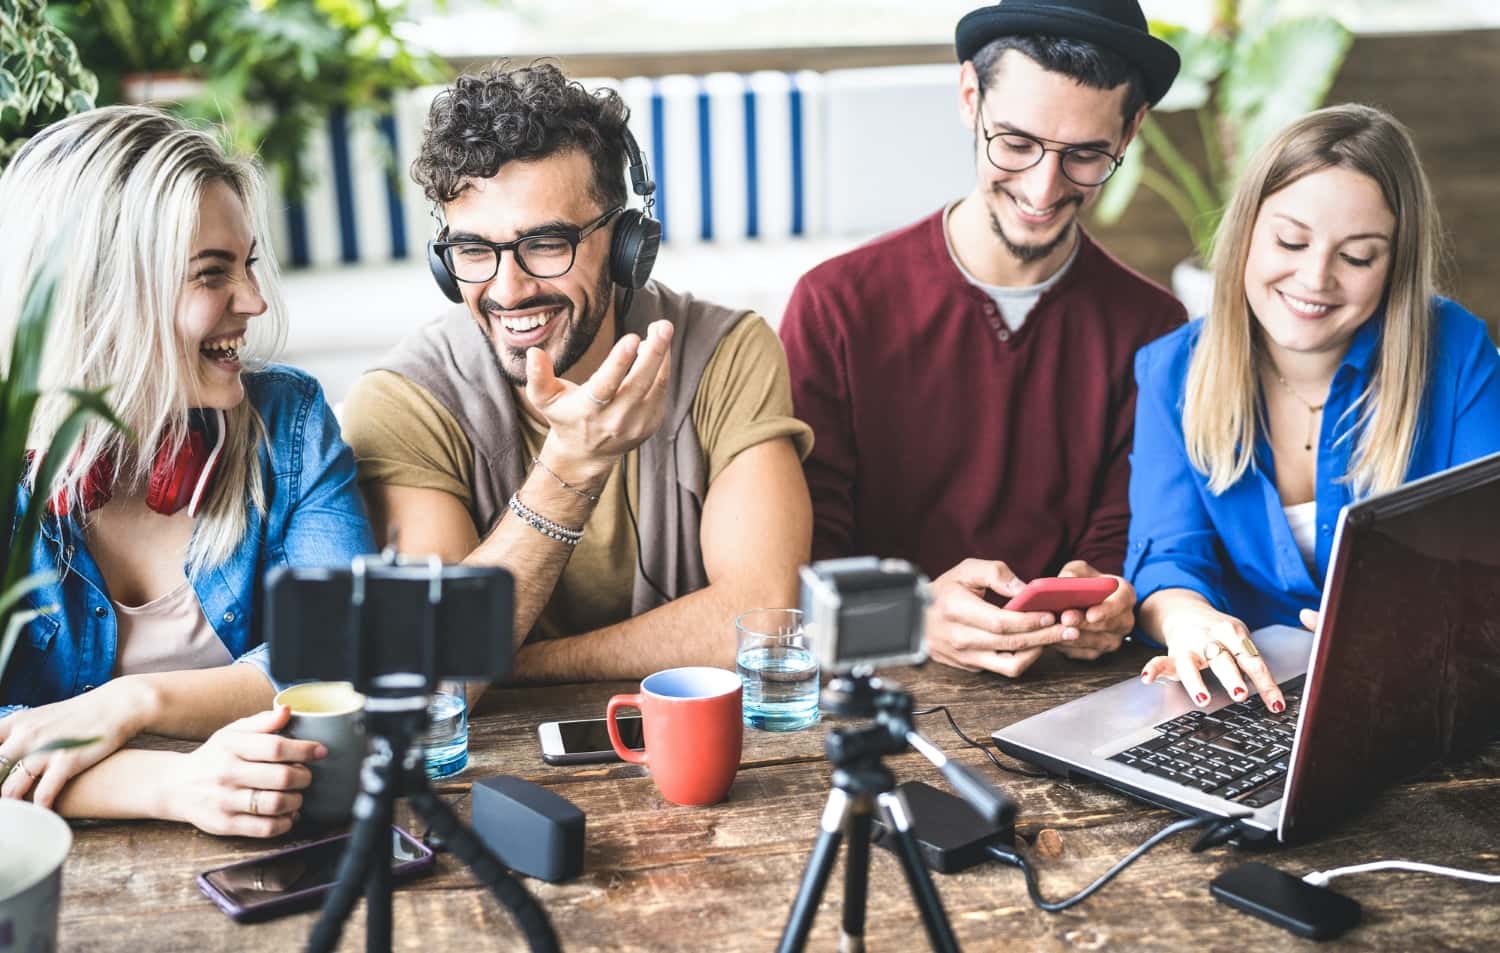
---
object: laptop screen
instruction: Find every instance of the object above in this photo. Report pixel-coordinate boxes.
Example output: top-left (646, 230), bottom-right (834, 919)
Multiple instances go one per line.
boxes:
top-left (1281, 450), bottom-right (1500, 843)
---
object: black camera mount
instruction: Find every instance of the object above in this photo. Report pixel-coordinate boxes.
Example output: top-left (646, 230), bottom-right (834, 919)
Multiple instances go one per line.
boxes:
top-left (302, 554), bottom-right (558, 953)
top-left (776, 669), bottom-right (1014, 953)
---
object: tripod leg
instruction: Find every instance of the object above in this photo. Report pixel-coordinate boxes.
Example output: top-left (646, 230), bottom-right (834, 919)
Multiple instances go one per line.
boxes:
top-left (877, 790), bottom-right (961, 953)
top-left (306, 744), bottom-right (394, 953)
top-left (365, 780), bottom-right (394, 953)
top-left (408, 790), bottom-right (560, 953)
top-left (839, 797), bottom-right (873, 953)
top-left (777, 789), bottom-right (852, 953)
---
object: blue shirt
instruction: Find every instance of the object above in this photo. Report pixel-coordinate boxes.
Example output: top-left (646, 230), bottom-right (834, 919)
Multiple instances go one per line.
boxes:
top-left (2, 366), bottom-right (375, 709)
top-left (1126, 298), bottom-right (1500, 635)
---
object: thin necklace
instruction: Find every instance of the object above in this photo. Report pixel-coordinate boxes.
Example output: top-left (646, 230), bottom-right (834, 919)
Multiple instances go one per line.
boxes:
top-left (1270, 371), bottom-right (1326, 452)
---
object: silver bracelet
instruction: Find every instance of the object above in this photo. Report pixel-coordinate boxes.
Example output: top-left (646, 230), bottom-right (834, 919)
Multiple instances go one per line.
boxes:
top-left (530, 456), bottom-right (601, 504)
top-left (507, 493), bottom-right (584, 546)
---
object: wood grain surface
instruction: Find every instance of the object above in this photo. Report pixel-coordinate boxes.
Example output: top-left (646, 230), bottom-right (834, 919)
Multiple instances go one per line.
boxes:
top-left (57, 646), bottom-right (1500, 952)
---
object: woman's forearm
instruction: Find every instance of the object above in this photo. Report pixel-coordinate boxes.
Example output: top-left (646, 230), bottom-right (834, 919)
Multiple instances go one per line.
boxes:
top-left (119, 663), bottom-right (276, 740)
top-left (49, 748), bottom-right (179, 822)
top-left (1137, 587), bottom-right (1219, 645)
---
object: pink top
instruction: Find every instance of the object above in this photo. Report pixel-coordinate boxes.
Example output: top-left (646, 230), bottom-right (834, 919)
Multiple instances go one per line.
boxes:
top-left (112, 581), bottom-right (233, 676)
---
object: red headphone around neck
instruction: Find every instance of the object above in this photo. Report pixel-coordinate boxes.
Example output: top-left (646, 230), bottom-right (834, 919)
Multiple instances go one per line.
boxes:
top-left (49, 408), bottom-right (228, 518)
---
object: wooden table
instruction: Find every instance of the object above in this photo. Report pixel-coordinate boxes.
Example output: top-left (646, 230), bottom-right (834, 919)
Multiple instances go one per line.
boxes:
top-left (58, 646), bottom-right (1500, 951)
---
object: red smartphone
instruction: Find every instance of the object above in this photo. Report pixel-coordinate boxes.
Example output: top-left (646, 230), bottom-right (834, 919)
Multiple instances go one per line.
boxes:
top-left (196, 826), bottom-right (434, 922)
top-left (1004, 576), bottom-right (1119, 614)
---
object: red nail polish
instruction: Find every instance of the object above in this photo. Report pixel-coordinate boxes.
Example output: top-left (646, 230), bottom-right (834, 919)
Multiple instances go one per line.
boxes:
top-left (1233, 687), bottom-right (1246, 699)
top-left (1271, 700), bottom-right (1285, 714)
top-left (1141, 670), bottom-right (1151, 678)
top-left (1196, 692), bottom-right (1209, 704)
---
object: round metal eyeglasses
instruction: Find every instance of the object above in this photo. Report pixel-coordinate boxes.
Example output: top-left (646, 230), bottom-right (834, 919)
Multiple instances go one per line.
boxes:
top-left (434, 206), bottom-right (623, 283)
top-left (976, 95), bottom-right (1124, 187)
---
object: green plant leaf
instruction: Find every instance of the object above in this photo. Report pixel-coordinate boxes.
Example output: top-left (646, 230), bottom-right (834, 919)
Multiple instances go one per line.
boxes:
top-left (0, 604), bottom-right (53, 694)
top-left (1149, 20), bottom-right (1232, 113)
top-left (1092, 141), bottom-right (1144, 226)
top-left (1218, 16), bottom-right (1352, 176)
top-left (0, 67), bottom-right (18, 103)
top-left (0, 571), bottom-right (58, 621)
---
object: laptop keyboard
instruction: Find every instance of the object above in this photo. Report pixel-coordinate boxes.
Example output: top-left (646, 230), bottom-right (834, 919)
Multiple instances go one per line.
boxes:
top-left (1108, 677), bottom-right (1304, 808)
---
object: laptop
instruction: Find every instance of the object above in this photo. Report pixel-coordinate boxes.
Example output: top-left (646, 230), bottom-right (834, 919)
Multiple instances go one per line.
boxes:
top-left (993, 450), bottom-right (1500, 844)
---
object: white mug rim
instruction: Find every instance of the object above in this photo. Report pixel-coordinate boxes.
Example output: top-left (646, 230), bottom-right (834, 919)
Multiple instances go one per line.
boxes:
top-left (274, 681), bottom-right (365, 717)
top-left (0, 799), bottom-right (72, 903)
top-left (641, 666), bottom-right (741, 701)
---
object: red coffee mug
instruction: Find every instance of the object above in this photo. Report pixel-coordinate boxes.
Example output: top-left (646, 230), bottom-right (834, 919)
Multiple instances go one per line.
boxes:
top-left (607, 666), bottom-right (744, 806)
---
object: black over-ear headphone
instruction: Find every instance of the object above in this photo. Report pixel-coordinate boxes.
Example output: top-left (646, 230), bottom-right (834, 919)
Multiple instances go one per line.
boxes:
top-left (427, 127), bottom-right (662, 304)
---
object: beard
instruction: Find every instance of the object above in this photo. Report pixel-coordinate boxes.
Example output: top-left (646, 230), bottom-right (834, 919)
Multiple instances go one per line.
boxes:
top-left (480, 264), bottom-right (615, 388)
top-left (987, 186), bottom-right (1083, 264)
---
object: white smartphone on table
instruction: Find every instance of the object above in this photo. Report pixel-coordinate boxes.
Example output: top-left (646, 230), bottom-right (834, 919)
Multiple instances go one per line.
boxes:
top-left (537, 715), bottom-right (644, 765)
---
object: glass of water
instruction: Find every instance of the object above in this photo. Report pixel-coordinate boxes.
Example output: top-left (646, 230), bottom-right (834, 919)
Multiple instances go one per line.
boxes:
top-left (735, 608), bottom-right (820, 731)
top-left (423, 679), bottom-right (469, 779)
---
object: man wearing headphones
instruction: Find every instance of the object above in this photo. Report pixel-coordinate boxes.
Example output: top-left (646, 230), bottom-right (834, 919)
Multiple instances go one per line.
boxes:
top-left (780, 0), bottom-right (1187, 678)
top-left (342, 63), bottom-right (812, 682)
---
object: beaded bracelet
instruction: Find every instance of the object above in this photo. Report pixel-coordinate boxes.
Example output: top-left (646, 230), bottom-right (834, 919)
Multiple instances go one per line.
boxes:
top-left (530, 456), bottom-right (601, 504)
top-left (507, 493), bottom-right (584, 546)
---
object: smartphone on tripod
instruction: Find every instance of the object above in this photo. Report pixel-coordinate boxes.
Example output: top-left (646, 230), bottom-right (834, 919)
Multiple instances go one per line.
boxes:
top-left (197, 827), bottom-right (434, 922)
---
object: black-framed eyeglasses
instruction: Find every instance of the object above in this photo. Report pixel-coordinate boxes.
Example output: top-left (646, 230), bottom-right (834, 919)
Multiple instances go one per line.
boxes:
top-left (435, 206), bottom-right (623, 283)
top-left (975, 92), bottom-right (1123, 187)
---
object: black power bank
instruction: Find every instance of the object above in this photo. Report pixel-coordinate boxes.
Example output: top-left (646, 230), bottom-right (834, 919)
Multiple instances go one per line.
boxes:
top-left (870, 780), bottom-right (1015, 874)
top-left (1211, 862), bottom-right (1362, 940)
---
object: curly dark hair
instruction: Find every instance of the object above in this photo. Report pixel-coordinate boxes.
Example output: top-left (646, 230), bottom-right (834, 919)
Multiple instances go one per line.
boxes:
top-left (412, 62), bottom-right (631, 210)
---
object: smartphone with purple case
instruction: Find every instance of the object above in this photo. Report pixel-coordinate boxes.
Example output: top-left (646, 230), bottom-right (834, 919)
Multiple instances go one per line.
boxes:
top-left (196, 826), bottom-right (434, 922)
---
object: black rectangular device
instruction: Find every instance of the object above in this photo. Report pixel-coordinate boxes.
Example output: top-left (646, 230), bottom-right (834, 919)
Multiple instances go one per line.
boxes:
top-left (197, 826), bottom-right (434, 922)
top-left (870, 781), bottom-right (1016, 874)
top-left (266, 562), bottom-right (513, 683)
top-left (1210, 862), bottom-right (1361, 940)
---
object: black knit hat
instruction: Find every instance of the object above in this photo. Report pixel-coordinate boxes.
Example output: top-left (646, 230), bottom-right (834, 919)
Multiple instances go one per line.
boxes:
top-left (955, 0), bottom-right (1181, 106)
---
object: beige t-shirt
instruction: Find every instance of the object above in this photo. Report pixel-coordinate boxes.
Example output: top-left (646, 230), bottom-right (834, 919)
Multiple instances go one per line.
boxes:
top-left (112, 581), bottom-right (233, 676)
top-left (343, 313), bottom-right (813, 640)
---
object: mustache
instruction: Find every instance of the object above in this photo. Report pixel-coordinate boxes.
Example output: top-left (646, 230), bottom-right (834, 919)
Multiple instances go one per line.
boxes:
top-left (481, 293), bottom-right (571, 316)
top-left (992, 184), bottom-right (1085, 212)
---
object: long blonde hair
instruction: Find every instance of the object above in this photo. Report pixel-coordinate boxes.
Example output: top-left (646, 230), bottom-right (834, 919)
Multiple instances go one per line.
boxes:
top-left (1184, 103), bottom-right (1439, 496)
top-left (0, 106), bottom-right (288, 575)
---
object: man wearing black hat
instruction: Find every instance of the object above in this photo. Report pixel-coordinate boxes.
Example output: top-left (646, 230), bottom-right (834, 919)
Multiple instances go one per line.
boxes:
top-left (781, 0), bottom-right (1188, 677)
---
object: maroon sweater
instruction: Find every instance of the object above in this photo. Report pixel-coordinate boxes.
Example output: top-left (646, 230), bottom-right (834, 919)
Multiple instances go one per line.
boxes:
top-left (780, 211), bottom-right (1185, 581)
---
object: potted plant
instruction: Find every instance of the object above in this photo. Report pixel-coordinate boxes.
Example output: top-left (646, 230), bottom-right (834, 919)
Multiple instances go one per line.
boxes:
top-left (1092, 0), bottom-right (1352, 315)
top-left (0, 0), bottom-right (98, 169)
top-left (50, 0), bottom-right (447, 197)
top-left (0, 265), bottom-right (121, 953)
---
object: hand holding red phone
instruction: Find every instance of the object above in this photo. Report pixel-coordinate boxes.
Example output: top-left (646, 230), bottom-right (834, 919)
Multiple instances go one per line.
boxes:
top-left (1047, 560), bottom-right (1136, 661)
top-left (924, 559), bottom-right (1074, 677)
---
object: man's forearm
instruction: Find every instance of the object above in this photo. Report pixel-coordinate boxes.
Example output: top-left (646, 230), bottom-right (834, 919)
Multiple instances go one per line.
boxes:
top-left (513, 573), bottom-right (798, 683)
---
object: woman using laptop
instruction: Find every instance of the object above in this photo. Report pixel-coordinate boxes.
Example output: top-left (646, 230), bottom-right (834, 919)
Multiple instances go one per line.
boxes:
top-left (1128, 104), bottom-right (1500, 711)
top-left (0, 107), bottom-right (373, 835)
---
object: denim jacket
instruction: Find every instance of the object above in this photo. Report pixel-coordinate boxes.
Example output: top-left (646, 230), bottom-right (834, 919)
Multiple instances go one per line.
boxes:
top-left (2, 366), bottom-right (375, 709)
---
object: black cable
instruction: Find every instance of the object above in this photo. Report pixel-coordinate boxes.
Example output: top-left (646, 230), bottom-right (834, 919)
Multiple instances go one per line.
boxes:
top-left (984, 814), bottom-right (1226, 912)
top-left (622, 482), bottom-right (672, 604)
top-left (913, 706), bottom-right (1048, 778)
top-left (410, 790), bottom-right (561, 953)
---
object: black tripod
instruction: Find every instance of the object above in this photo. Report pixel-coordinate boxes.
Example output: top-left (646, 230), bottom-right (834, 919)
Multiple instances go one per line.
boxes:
top-left (303, 557), bottom-right (559, 953)
top-left (777, 673), bottom-right (1013, 953)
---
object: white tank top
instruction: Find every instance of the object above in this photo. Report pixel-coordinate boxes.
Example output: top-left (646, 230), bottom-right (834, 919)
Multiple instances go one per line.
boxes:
top-left (1283, 500), bottom-right (1318, 570)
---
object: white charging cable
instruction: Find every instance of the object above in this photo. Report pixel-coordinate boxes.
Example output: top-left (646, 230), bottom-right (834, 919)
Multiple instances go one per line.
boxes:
top-left (1303, 861), bottom-right (1500, 888)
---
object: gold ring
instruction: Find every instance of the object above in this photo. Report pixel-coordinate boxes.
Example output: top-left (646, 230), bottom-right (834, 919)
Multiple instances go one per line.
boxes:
top-left (15, 759), bottom-right (35, 780)
top-left (248, 789), bottom-right (261, 816)
top-left (1202, 640), bottom-right (1226, 662)
top-left (1233, 637), bottom-right (1261, 659)
top-left (0, 754), bottom-right (13, 775)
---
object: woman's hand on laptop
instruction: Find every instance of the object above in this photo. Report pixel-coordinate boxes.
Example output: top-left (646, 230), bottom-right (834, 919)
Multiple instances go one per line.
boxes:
top-left (924, 559), bottom-right (1074, 677)
top-left (1138, 592), bottom-right (1286, 713)
top-left (1052, 560), bottom-right (1135, 660)
top-left (1299, 609), bottom-right (1319, 631)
